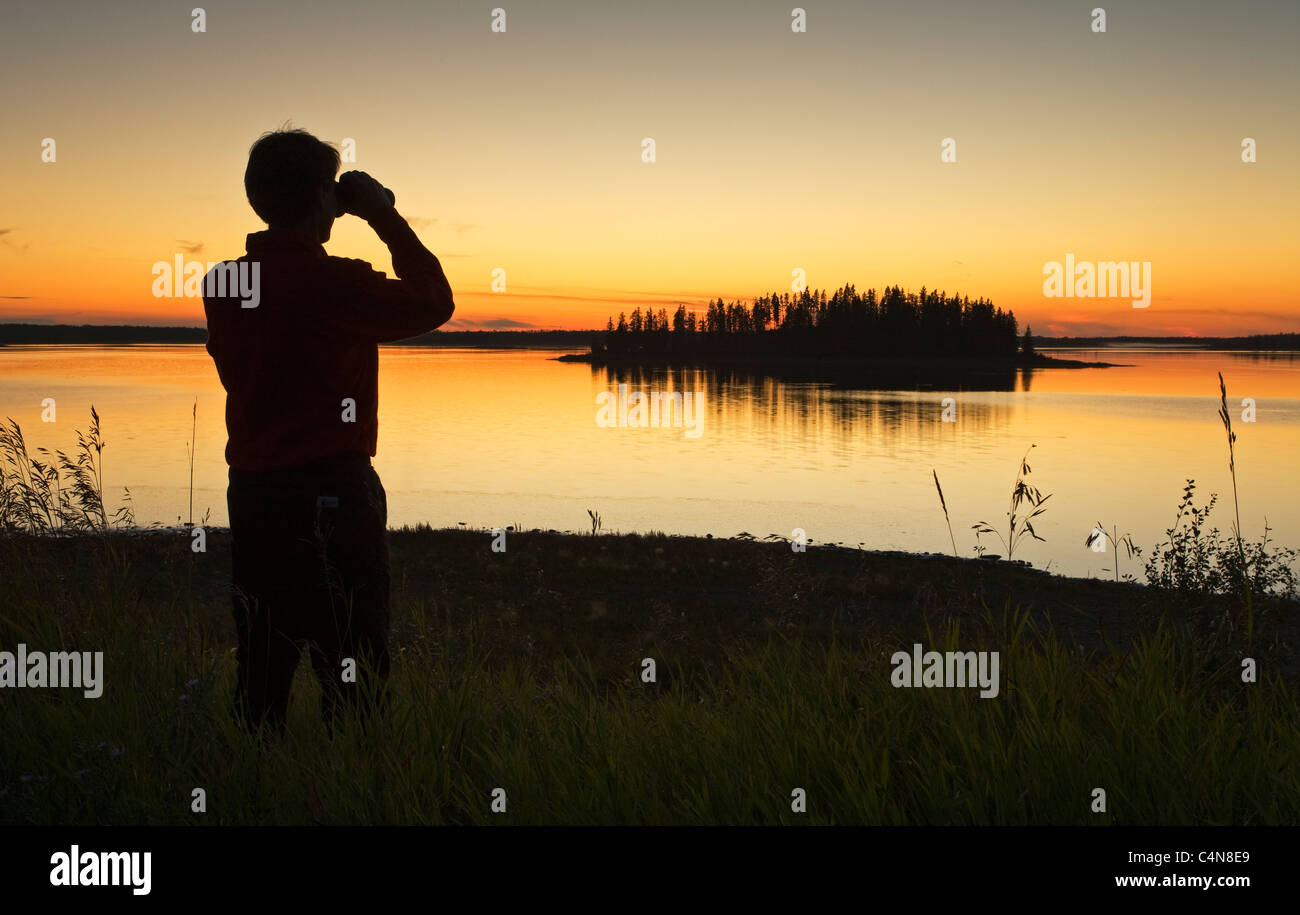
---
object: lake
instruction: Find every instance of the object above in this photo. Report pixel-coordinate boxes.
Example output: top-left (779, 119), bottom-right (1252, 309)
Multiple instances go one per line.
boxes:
top-left (1, 344), bottom-right (1296, 580)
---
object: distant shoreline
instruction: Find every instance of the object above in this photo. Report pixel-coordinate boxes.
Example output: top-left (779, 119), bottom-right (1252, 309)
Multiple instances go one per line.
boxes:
top-left (0, 326), bottom-right (601, 349)
top-left (556, 351), bottom-right (1117, 371)
top-left (1, 324), bottom-right (1297, 351)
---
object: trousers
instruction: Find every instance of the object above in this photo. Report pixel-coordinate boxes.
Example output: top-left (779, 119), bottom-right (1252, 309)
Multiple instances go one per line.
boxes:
top-left (226, 451), bottom-right (391, 734)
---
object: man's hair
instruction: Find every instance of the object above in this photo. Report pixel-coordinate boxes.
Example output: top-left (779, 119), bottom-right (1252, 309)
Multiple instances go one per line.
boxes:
top-left (244, 129), bottom-right (340, 226)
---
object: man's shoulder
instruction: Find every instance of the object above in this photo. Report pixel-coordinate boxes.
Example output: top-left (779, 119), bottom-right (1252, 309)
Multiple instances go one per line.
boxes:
top-left (324, 255), bottom-right (388, 282)
top-left (325, 254), bottom-right (381, 272)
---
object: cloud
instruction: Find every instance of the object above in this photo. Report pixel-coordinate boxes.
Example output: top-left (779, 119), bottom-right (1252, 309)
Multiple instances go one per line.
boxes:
top-left (1040, 308), bottom-right (1300, 336)
top-left (444, 316), bottom-right (536, 329)
top-left (483, 286), bottom-right (707, 309)
top-left (0, 309), bottom-right (205, 326)
top-left (176, 239), bottom-right (205, 254)
top-left (404, 216), bottom-right (472, 235)
top-left (1145, 306), bottom-right (1298, 322)
top-left (0, 228), bottom-right (30, 254)
top-left (1043, 320), bottom-right (1130, 337)
top-left (0, 295), bottom-right (32, 299)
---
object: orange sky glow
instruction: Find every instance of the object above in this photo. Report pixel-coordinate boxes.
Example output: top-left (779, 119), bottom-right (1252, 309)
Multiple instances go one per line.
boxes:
top-left (1, 0), bottom-right (1296, 336)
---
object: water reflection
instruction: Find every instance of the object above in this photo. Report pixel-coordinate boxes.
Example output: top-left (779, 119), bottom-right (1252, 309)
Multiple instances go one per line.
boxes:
top-left (595, 363), bottom-right (1019, 450)
top-left (601, 360), bottom-right (1025, 393)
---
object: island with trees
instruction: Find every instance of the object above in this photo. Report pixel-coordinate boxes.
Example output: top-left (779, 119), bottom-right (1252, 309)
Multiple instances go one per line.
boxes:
top-left (561, 284), bottom-right (1112, 382)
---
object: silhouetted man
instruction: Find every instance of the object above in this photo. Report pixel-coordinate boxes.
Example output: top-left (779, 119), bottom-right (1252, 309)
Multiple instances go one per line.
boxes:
top-left (203, 129), bottom-right (455, 735)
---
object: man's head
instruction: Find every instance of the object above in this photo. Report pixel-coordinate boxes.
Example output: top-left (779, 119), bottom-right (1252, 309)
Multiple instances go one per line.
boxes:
top-left (244, 129), bottom-right (339, 242)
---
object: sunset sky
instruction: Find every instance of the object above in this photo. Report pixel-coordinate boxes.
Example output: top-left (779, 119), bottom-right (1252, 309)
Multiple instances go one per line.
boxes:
top-left (1, 0), bottom-right (1296, 335)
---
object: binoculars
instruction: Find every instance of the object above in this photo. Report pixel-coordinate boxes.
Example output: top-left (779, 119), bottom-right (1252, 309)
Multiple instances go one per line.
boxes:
top-left (335, 176), bottom-right (396, 217)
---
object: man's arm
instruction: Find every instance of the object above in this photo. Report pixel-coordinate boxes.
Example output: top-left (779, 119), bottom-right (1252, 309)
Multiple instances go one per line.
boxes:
top-left (319, 208), bottom-right (456, 344)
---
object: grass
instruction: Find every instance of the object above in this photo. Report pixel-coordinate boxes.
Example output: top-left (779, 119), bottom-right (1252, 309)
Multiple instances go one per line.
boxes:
top-left (0, 405), bottom-right (134, 533)
top-left (1219, 372), bottom-right (1253, 643)
top-left (971, 445), bottom-right (1052, 561)
top-left (0, 525), bottom-right (1296, 825)
top-left (186, 398), bottom-right (197, 528)
top-left (931, 469), bottom-right (957, 558)
top-left (1085, 522), bottom-right (1141, 584)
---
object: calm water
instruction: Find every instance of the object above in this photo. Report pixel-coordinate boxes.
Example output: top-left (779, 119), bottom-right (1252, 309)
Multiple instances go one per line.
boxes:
top-left (2, 345), bottom-right (1297, 579)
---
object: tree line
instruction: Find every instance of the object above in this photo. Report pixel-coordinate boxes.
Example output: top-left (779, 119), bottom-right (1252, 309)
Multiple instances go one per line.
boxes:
top-left (598, 285), bottom-right (1027, 360)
